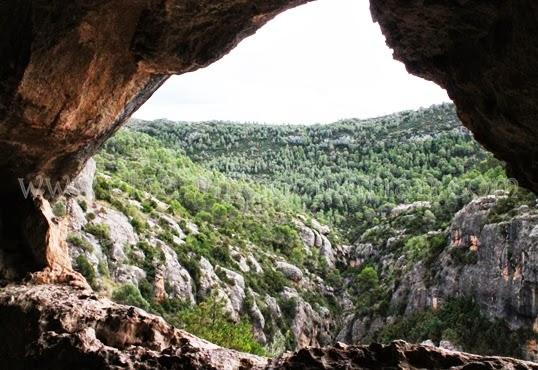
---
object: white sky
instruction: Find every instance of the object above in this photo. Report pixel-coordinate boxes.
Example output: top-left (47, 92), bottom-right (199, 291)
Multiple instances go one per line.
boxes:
top-left (134, 0), bottom-right (450, 124)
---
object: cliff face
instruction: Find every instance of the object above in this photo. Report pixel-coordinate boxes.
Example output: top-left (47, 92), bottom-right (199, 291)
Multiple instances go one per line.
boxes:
top-left (337, 193), bottom-right (538, 360)
top-left (442, 195), bottom-right (538, 329)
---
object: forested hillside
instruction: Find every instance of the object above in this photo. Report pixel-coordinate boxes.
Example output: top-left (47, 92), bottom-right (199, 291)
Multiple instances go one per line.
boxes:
top-left (60, 104), bottom-right (538, 359)
top-left (131, 103), bottom-right (508, 241)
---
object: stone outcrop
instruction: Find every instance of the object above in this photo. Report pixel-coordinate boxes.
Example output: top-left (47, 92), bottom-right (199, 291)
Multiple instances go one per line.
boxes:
top-left (269, 341), bottom-right (538, 370)
top-left (0, 283), bottom-right (266, 370)
top-left (340, 193), bottom-right (538, 359)
top-left (439, 195), bottom-right (538, 330)
top-left (0, 283), bottom-right (536, 370)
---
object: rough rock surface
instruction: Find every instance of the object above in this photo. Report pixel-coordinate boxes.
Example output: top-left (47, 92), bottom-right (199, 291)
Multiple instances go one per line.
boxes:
top-left (0, 283), bottom-right (266, 370)
top-left (158, 242), bottom-right (195, 304)
top-left (439, 195), bottom-right (538, 329)
top-left (0, 284), bottom-right (536, 370)
top-left (340, 194), bottom-right (538, 359)
top-left (370, 0), bottom-right (538, 192)
top-left (269, 341), bottom-right (538, 370)
top-left (276, 261), bottom-right (303, 282)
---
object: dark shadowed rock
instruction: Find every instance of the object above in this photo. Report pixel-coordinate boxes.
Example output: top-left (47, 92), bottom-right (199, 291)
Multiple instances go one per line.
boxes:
top-left (371, 0), bottom-right (538, 192)
top-left (1, 283), bottom-right (537, 370)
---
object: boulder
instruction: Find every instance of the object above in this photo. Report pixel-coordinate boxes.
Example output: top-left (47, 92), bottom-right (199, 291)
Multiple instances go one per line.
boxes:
top-left (276, 261), bottom-right (303, 282)
top-left (159, 242), bottom-right (195, 304)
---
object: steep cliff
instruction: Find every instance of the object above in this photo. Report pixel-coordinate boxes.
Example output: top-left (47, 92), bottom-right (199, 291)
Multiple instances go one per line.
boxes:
top-left (336, 193), bottom-right (538, 360)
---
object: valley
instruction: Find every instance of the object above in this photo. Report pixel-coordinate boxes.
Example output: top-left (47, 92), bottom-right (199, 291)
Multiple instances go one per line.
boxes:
top-left (56, 104), bottom-right (538, 360)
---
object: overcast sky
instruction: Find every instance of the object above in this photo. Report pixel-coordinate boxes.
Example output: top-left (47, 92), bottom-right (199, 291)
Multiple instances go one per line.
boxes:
top-left (134, 0), bottom-right (450, 124)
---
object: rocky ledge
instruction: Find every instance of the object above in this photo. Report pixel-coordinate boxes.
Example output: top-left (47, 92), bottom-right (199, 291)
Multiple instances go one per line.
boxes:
top-left (1, 282), bottom-right (537, 370)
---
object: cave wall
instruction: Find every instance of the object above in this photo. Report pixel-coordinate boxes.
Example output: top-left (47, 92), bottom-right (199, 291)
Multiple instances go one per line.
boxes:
top-left (370, 0), bottom-right (538, 191)
top-left (0, 0), bottom-right (312, 198)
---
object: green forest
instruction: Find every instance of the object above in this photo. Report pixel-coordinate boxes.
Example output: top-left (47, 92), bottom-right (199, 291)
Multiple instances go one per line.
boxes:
top-left (131, 103), bottom-right (512, 242)
top-left (82, 103), bottom-right (535, 357)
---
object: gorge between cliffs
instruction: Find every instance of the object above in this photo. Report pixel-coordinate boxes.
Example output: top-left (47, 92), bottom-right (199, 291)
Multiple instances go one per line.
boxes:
top-left (1, 1), bottom-right (538, 369)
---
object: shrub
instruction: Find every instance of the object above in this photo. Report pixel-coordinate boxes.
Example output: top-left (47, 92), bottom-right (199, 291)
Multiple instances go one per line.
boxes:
top-left (138, 278), bottom-right (154, 302)
top-left (487, 188), bottom-right (536, 223)
top-left (67, 233), bottom-right (94, 252)
top-left (165, 296), bottom-right (266, 355)
top-left (450, 247), bottom-right (478, 265)
top-left (130, 214), bottom-right (147, 233)
top-left (210, 245), bottom-right (232, 265)
top-left (97, 261), bottom-right (110, 277)
top-left (94, 177), bottom-right (112, 202)
top-left (78, 199), bottom-right (88, 212)
top-left (52, 201), bottom-right (67, 217)
top-left (404, 235), bottom-right (430, 263)
top-left (135, 241), bottom-right (165, 281)
top-left (112, 284), bottom-right (151, 311)
top-left (84, 223), bottom-right (113, 251)
top-left (262, 268), bottom-right (288, 295)
top-left (403, 233), bottom-right (447, 267)
top-left (278, 297), bottom-right (298, 326)
top-left (353, 266), bottom-right (384, 314)
top-left (75, 255), bottom-right (96, 288)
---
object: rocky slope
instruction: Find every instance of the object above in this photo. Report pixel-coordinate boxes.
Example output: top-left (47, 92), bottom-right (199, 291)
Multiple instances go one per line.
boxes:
top-left (59, 149), bottom-right (538, 360)
top-left (63, 158), bottom-right (347, 352)
top-left (336, 193), bottom-right (538, 360)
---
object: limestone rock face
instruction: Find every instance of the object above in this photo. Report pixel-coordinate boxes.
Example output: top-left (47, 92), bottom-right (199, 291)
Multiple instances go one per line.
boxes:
top-left (341, 194), bottom-right (538, 359)
top-left (66, 158), bottom-right (96, 203)
top-left (275, 261), bottom-right (303, 282)
top-left (269, 341), bottom-right (538, 370)
top-left (439, 195), bottom-right (538, 329)
top-left (158, 242), bottom-right (195, 304)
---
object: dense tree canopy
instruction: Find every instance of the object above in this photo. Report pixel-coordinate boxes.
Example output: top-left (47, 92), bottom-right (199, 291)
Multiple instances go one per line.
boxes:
top-left (131, 103), bottom-right (510, 241)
